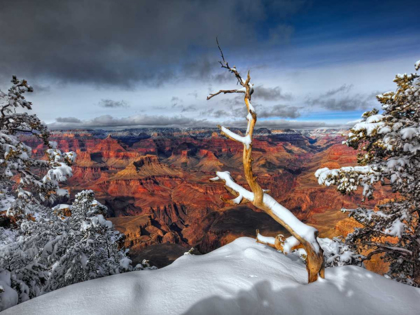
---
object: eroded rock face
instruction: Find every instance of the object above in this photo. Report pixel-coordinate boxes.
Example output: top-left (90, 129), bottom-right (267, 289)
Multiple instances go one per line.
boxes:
top-left (23, 129), bottom-right (393, 270)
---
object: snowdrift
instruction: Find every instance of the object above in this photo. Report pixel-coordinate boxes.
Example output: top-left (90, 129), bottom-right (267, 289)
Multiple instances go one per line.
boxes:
top-left (3, 237), bottom-right (420, 315)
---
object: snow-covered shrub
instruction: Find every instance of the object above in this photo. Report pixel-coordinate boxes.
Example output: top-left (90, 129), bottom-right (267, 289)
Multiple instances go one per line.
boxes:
top-left (318, 238), bottom-right (363, 268)
top-left (46, 191), bottom-right (133, 292)
top-left (0, 78), bottom-right (135, 311)
top-left (0, 270), bottom-right (18, 311)
top-left (316, 60), bottom-right (420, 286)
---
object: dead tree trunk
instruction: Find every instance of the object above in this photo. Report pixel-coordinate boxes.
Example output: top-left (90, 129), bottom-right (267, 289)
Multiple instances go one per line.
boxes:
top-left (208, 40), bottom-right (324, 283)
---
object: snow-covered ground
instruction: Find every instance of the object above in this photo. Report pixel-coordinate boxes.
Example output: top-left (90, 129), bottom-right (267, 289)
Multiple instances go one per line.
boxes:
top-left (3, 237), bottom-right (420, 315)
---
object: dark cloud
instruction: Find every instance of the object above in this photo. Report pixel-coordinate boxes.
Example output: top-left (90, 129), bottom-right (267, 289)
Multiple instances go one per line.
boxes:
top-left (31, 84), bottom-right (51, 94)
top-left (0, 0), bottom-right (305, 87)
top-left (321, 84), bottom-right (353, 98)
top-left (98, 99), bottom-right (129, 108)
top-left (171, 96), bottom-right (183, 108)
top-left (308, 96), bottom-right (370, 111)
top-left (258, 105), bottom-right (301, 118)
top-left (200, 109), bottom-right (233, 118)
top-left (49, 114), bottom-right (213, 129)
top-left (307, 87), bottom-right (378, 111)
top-left (253, 86), bottom-right (292, 101)
top-left (180, 105), bottom-right (198, 112)
top-left (55, 117), bottom-right (82, 123)
top-left (49, 114), bottom-right (339, 130)
top-left (169, 96), bottom-right (197, 112)
top-left (218, 95), bottom-right (244, 107)
top-left (242, 119), bottom-right (339, 129)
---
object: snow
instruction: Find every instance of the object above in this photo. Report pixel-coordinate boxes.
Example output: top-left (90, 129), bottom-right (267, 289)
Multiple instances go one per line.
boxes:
top-left (215, 171), bottom-right (254, 201)
top-left (384, 219), bottom-right (405, 237)
top-left (220, 126), bottom-right (252, 149)
top-left (365, 114), bottom-right (383, 123)
top-left (263, 194), bottom-right (319, 253)
top-left (0, 270), bottom-right (18, 311)
top-left (247, 101), bottom-right (255, 113)
top-left (256, 232), bottom-right (276, 245)
top-left (215, 172), bottom-right (319, 252)
top-left (282, 236), bottom-right (300, 254)
top-left (5, 237), bottom-right (419, 315)
top-left (119, 257), bottom-right (132, 270)
top-left (415, 60), bottom-right (420, 71)
top-left (400, 127), bottom-right (419, 140)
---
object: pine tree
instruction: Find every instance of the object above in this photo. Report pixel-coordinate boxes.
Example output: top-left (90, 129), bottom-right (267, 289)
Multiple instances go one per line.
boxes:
top-left (45, 190), bottom-right (132, 292)
top-left (316, 60), bottom-right (420, 286)
top-left (0, 78), bottom-right (137, 311)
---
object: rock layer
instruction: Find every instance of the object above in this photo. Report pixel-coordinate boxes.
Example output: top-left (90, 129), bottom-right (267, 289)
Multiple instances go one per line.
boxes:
top-left (23, 128), bottom-right (392, 272)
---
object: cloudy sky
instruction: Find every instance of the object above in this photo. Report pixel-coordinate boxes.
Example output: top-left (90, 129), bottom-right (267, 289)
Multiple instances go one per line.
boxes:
top-left (0, 0), bottom-right (419, 130)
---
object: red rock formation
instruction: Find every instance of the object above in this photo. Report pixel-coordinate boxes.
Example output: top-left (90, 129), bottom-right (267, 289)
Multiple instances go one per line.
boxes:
top-left (24, 129), bottom-right (392, 271)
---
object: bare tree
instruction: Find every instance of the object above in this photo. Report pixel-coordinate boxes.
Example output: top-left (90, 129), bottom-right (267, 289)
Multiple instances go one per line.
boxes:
top-left (208, 40), bottom-right (324, 283)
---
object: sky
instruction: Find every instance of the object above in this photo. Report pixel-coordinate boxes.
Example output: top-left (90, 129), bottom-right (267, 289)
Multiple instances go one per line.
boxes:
top-left (0, 0), bottom-right (419, 130)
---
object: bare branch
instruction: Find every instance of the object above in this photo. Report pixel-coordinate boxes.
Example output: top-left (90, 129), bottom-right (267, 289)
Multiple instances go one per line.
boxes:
top-left (208, 40), bottom-right (324, 283)
top-left (216, 38), bottom-right (243, 86)
top-left (206, 89), bottom-right (244, 100)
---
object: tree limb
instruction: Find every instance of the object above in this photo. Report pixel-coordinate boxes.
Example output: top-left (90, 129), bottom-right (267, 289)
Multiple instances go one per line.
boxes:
top-left (207, 89), bottom-right (244, 100)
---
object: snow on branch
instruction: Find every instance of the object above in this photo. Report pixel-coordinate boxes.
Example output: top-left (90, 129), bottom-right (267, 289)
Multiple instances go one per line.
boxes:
top-left (214, 173), bottom-right (321, 254)
top-left (218, 126), bottom-right (252, 149)
top-left (256, 232), bottom-right (276, 246)
top-left (214, 171), bottom-right (254, 202)
top-left (207, 40), bottom-right (324, 282)
top-left (315, 166), bottom-right (381, 199)
top-left (262, 194), bottom-right (320, 253)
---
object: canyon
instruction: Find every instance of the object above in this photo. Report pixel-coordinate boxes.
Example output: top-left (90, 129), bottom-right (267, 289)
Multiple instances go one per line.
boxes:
top-left (24, 128), bottom-right (392, 269)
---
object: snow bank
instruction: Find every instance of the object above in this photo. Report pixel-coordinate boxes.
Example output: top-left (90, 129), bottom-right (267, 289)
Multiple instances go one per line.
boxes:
top-left (3, 238), bottom-right (420, 315)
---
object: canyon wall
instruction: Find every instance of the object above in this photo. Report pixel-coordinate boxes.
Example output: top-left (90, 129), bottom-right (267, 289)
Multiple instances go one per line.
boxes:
top-left (24, 128), bottom-right (392, 269)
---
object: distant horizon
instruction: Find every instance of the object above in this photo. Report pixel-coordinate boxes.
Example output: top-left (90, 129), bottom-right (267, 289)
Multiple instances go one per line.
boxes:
top-left (46, 126), bottom-right (347, 132)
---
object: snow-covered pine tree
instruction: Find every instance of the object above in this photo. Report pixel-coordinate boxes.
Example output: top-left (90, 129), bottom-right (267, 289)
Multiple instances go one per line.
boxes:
top-left (46, 190), bottom-right (132, 292)
top-left (316, 60), bottom-right (420, 286)
top-left (0, 78), bottom-right (135, 311)
top-left (0, 76), bottom-right (75, 219)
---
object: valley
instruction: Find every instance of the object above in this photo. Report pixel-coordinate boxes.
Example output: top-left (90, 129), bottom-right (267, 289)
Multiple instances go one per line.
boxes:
top-left (24, 128), bottom-right (391, 269)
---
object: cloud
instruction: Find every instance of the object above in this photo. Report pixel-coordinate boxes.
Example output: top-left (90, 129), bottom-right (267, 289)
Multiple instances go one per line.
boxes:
top-left (308, 96), bottom-right (373, 111)
top-left (200, 109), bottom-right (233, 118)
top-left (98, 99), bottom-right (129, 108)
top-left (306, 86), bottom-right (378, 111)
top-left (253, 86), bottom-right (292, 101)
top-left (169, 96), bottom-right (197, 112)
top-left (49, 113), bottom-right (341, 130)
top-left (0, 0), bottom-right (304, 87)
top-left (55, 117), bottom-right (82, 123)
top-left (320, 84), bottom-right (353, 97)
top-left (31, 84), bottom-right (51, 94)
top-left (180, 105), bottom-right (198, 112)
top-left (258, 105), bottom-right (301, 118)
top-left (171, 96), bottom-right (184, 108)
top-left (49, 114), bottom-right (214, 129)
top-left (187, 91), bottom-right (198, 99)
top-left (223, 118), bottom-right (341, 130)
top-left (251, 119), bottom-right (339, 129)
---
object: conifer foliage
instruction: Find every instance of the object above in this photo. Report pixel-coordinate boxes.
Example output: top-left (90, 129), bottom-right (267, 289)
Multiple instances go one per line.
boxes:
top-left (316, 60), bottom-right (420, 286)
top-left (0, 78), bottom-right (135, 311)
